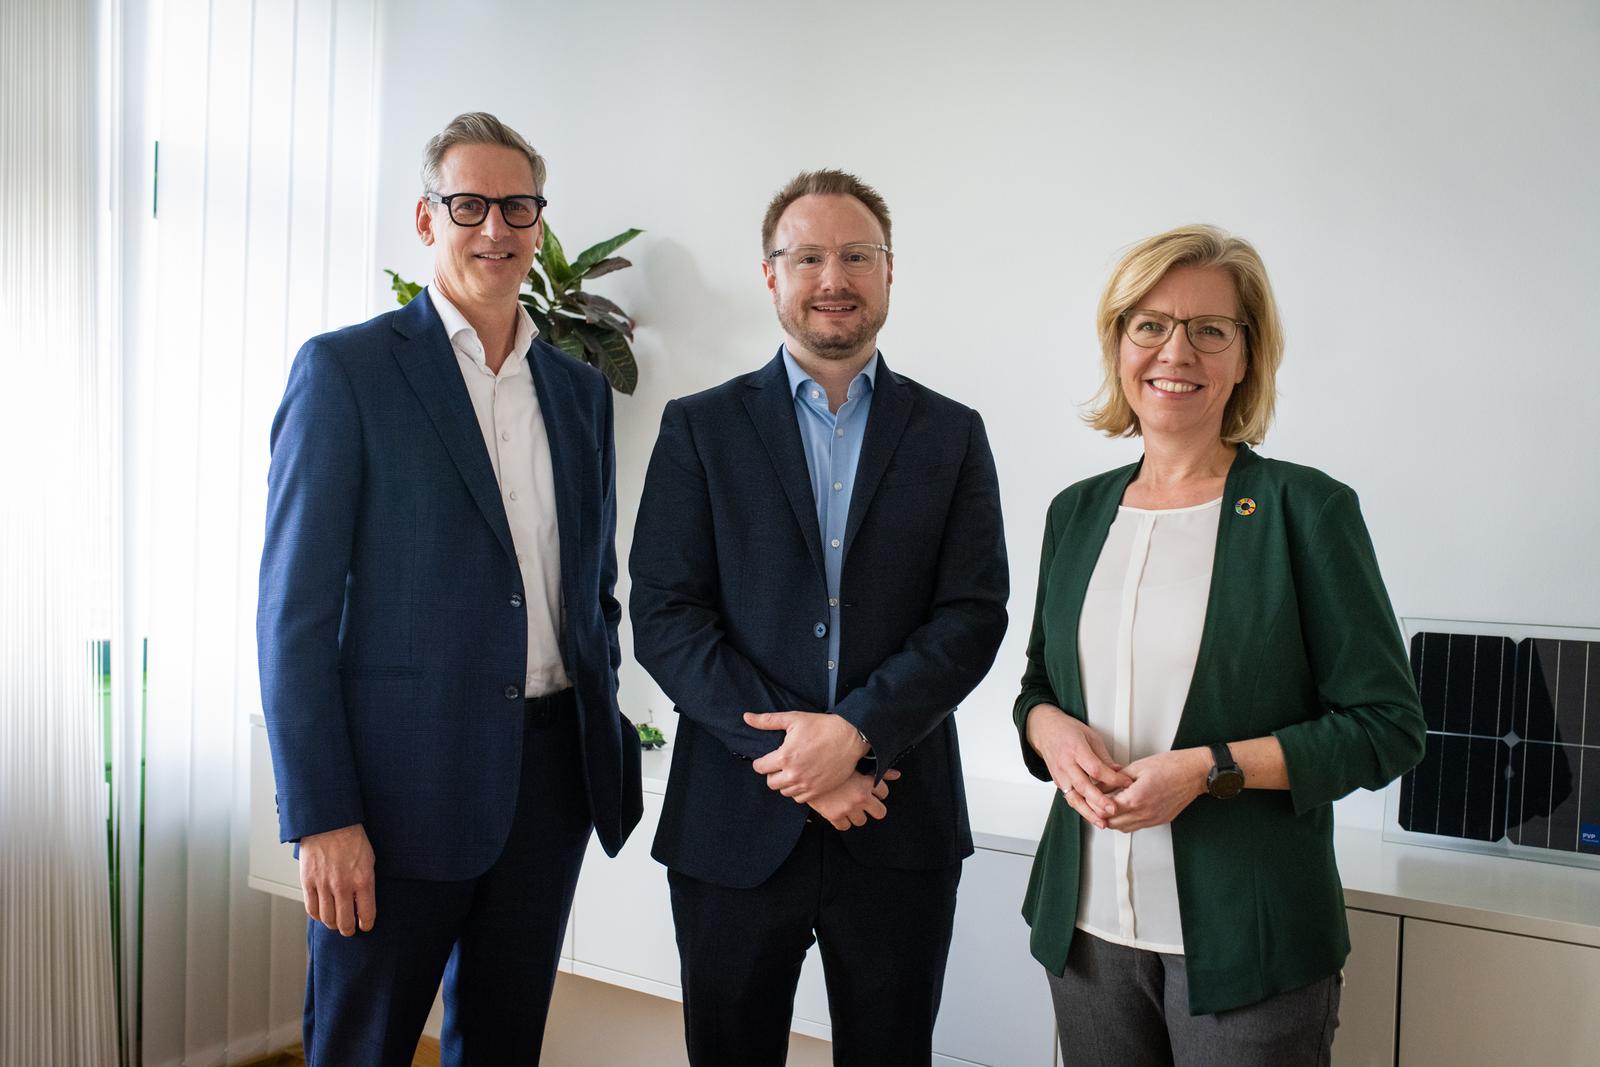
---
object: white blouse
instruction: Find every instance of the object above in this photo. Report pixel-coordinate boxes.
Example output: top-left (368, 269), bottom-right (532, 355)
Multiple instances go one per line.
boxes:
top-left (1075, 496), bottom-right (1221, 954)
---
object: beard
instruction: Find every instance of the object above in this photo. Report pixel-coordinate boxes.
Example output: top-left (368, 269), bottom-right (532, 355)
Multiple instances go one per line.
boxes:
top-left (774, 286), bottom-right (889, 360)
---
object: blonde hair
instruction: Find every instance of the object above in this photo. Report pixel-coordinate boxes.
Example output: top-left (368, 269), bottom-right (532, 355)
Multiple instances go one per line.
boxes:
top-left (421, 112), bottom-right (547, 195)
top-left (1086, 224), bottom-right (1283, 446)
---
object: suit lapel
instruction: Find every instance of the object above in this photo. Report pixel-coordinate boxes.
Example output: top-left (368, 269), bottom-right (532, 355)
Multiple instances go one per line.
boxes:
top-left (525, 341), bottom-right (582, 603)
top-left (1059, 458), bottom-right (1143, 720)
top-left (841, 356), bottom-right (912, 559)
top-left (743, 351), bottom-right (826, 582)
top-left (389, 291), bottom-right (517, 563)
top-left (1173, 444), bottom-right (1259, 747)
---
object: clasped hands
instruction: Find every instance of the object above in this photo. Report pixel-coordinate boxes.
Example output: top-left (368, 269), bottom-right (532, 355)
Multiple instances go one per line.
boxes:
top-left (1025, 704), bottom-right (1210, 832)
top-left (744, 710), bottom-right (898, 831)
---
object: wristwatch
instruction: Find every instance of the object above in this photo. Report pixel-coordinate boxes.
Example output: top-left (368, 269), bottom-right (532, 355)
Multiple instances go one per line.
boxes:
top-left (1205, 742), bottom-right (1245, 799)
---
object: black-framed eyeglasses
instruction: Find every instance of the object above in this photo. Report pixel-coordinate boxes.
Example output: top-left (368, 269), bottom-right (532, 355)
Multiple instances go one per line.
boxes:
top-left (1121, 308), bottom-right (1248, 354)
top-left (424, 191), bottom-right (548, 229)
top-left (766, 243), bottom-right (890, 275)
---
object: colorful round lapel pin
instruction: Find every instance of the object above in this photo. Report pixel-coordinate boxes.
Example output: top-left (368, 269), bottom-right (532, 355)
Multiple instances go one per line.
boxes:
top-left (1234, 497), bottom-right (1257, 517)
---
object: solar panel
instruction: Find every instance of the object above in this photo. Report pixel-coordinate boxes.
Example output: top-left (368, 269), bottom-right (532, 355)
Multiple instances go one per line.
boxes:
top-left (1392, 625), bottom-right (1600, 869)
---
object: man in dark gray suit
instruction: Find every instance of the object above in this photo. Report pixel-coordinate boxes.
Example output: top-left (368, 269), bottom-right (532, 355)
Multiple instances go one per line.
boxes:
top-left (630, 169), bottom-right (1009, 1065)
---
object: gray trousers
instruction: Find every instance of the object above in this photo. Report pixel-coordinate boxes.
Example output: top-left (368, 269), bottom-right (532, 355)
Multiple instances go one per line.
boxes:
top-left (1047, 931), bottom-right (1341, 1067)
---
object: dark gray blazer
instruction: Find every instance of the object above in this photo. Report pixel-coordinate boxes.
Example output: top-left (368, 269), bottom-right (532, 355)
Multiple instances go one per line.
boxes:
top-left (630, 350), bottom-right (1009, 887)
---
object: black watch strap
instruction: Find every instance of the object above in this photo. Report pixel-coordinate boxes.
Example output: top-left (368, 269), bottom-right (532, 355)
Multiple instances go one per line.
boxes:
top-left (1206, 742), bottom-right (1245, 799)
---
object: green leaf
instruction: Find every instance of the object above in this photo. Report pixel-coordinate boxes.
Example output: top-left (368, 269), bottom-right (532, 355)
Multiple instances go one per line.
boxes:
top-left (598, 330), bottom-right (639, 395)
top-left (540, 226), bottom-right (574, 289)
top-left (572, 229), bottom-right (643, 277)
top-left (575, 322), bottom-right (639, 395)
top-left (578, 256), bottom-right (631, 281)
top-left (523, 265), bottom-right (549, 302)
top-left (548, 316), bottom-right (588, 363)
top-left (384, 268), bottom-right (422, 306)
top-left (569, 291), bottom-right (634, 336)
top-left (519, 296), bottom-right (553, 338)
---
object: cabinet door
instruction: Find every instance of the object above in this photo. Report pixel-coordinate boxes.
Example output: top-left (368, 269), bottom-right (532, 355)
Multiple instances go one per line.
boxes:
top-left (1399, 918), bottom-right (1600, 1064)
top-left (1333, 909), bottom-right (1399, 1067)
top-left (248, 720), bottom-right (302, 899)
top-left (569, 791), bottom-right (683, 995)
top-left (792, 942), bottom-right (833, 1038)
top-left (932, 848), bottom-right (1058, 1066)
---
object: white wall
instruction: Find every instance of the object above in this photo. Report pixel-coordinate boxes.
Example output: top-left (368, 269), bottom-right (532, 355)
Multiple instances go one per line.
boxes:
top-left (370, 0), bottom-right (1600, 830)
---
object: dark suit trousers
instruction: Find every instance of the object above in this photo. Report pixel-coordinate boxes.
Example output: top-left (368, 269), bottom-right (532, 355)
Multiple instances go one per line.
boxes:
top-left (668, 818), bottom-right (962, 1067)
top-left (303, 691), bottom-right (592, 1067)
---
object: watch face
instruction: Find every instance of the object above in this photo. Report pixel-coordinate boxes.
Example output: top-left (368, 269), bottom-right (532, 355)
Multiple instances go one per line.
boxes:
top-left (1208, 768), bottom-right (1245, 799)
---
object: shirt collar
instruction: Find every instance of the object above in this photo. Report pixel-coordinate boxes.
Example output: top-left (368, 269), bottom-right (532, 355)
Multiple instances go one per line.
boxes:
top-left (428, 283), bottom-right (538, 370)
top-left (781, 345), bottom-right (879, 403)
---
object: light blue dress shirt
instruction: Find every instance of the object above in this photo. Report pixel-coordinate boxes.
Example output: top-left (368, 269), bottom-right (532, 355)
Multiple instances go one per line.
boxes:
top-left (781, 347), bottom-right (878, 709)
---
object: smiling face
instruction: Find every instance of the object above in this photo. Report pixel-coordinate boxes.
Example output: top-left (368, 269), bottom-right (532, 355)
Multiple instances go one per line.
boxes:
top-left (762, 194), bottom-right (892, 366)
top-left (1119, 264), bottom-right (1248, 446)
top-left (415, 142), bottom-right (541, 314)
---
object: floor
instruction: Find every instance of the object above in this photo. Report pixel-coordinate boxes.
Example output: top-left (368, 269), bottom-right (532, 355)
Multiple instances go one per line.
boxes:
top-left (243, 973), bottom-right (833, 1067)
top-left (246, 1038), bottom-right (440, 1067)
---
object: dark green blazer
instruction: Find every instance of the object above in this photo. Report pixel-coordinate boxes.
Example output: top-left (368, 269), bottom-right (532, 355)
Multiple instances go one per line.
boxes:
top-left (1012, 445), bottom-right (1425, 1015)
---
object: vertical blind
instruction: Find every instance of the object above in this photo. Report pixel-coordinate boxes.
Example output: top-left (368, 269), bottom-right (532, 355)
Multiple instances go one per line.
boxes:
top-left (1, 0), bottom-right (121, 1063)
top-left (129, 0), bottom-right (381, 1063)
top-left (2, 0), bottom-right (382, 1063)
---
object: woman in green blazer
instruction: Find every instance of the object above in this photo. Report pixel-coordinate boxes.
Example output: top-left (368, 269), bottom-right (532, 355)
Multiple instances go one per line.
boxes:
top-left (1014, 225), bottom-right (1425, 1065)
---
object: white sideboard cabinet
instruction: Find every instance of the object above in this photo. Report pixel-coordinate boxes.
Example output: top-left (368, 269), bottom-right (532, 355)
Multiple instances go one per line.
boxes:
top-left (249, 717), bottom-right (1600, 1066)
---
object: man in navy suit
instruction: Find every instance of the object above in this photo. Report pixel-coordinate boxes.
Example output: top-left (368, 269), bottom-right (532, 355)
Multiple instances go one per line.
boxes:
top-left (630, 170), bottom-right (1009, 1065)
top-left (257, 112), bottom-right (641, 1066)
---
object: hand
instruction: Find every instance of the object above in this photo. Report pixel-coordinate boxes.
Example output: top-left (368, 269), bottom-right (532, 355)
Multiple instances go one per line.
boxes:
top-left (1104, 749), bottom-right (1210, 832)
top-left (1025, 704), bottom-right (1133, 829)
top-left (746, 711), bottom-right (869, 804)
top-left (299, 822), bottom-right (376, 936)
top-left (808, 769), bottom-right (902, 831)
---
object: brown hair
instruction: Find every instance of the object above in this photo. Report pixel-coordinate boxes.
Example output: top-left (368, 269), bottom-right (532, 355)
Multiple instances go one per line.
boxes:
top-left (761, 169), bottom-right (892, 253)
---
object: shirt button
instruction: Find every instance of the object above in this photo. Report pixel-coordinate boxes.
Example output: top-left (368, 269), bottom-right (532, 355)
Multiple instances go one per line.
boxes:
top-left (810, 389), bottom-right (821, 400)
top-left (509, 490), bottom-right (519, 501)
top-left (827, 660), bottom-right (836, 671)
top-left (835, 427), bottom-right (845, 437)
top-left (813, 622), bottom-right (827, 638)
top-left (504, 685), bottom-right (520, 700)
top-left (829, 597), bottom-right (839, 607)
top-left (501, 430), bottom-right (511, 441)
top-left (832, 481), bottom-right (843, 492)
top-left (830, 538), bottom-right (840, 548)
top-left (510, 593), bottom-right (524, 608)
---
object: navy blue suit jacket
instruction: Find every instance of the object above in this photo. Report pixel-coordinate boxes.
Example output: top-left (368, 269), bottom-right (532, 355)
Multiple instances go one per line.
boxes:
top-left (258, 291), bottom-right (642, 881)
top-left (630, 351), bottom-right (1009, 888)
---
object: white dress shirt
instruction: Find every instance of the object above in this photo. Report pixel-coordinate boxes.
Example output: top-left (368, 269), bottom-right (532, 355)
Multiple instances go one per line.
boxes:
top-left (429, 285), bottom-right (569, 696)
top-left (1075, 496), bottom-right (1221, 954)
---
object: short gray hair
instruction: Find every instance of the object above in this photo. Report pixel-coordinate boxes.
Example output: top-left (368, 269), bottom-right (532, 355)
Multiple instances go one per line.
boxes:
top-left (420, 112), bottom-right (547, 195)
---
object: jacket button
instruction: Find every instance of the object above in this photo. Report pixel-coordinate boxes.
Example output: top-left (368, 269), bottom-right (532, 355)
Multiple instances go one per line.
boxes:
top-left (813, 622), bottom-right (827, 638)
top-left (510, 593), bottom-right (524, 608)
top-left (504, 685), bottom-right (520, 700)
